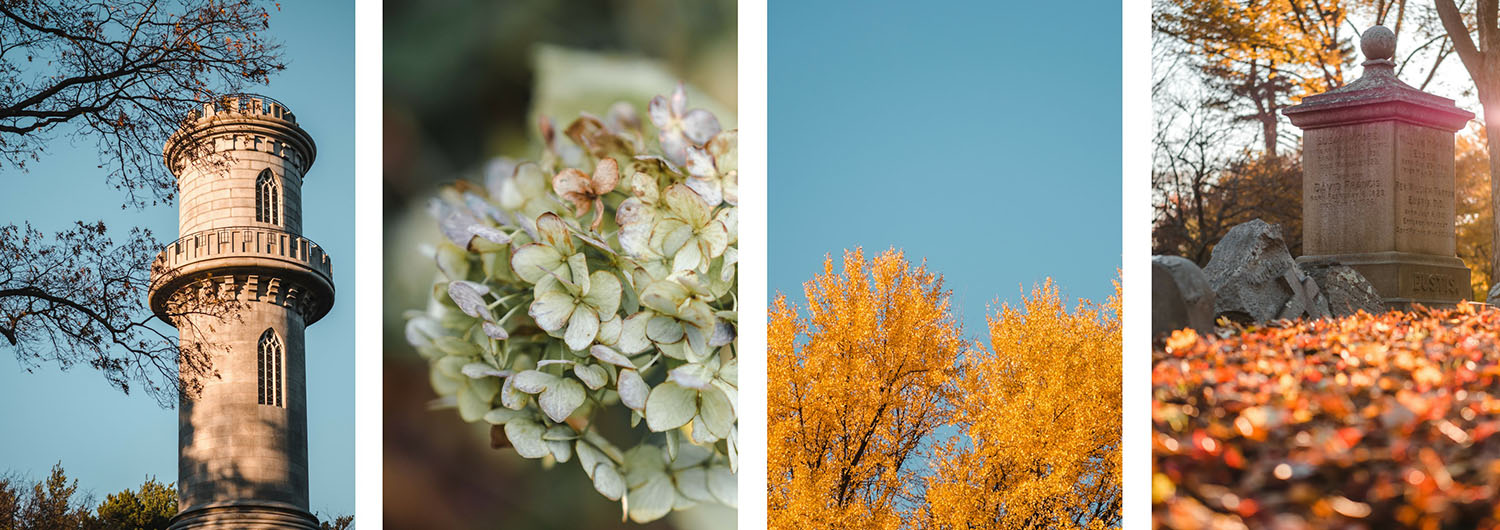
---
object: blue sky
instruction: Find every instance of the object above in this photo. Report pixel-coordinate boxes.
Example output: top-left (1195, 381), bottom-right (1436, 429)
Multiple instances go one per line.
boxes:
top-left (0, 2), bottom-right (354, 518)
top-left (769, 0), bottom-right (1123, 337)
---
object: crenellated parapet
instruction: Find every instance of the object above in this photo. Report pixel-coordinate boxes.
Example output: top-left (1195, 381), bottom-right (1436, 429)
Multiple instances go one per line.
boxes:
top-left (163, 94), bottom-right (317, 176)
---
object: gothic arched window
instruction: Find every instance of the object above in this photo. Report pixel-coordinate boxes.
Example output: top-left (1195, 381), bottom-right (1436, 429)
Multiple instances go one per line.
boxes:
top-left (257, 329), bottom-right (283, 407)
top-left (255, 169), bottom-right (280, 225)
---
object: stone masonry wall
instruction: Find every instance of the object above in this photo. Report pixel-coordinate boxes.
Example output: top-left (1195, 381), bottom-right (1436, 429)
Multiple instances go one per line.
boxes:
top-left (177, 295), bottom-right (309, 512)
top-left (177, 134), bottom-right (306, 236)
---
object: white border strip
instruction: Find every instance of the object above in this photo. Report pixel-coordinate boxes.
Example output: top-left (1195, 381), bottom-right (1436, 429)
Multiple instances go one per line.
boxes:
top-left (737, 0), bottom-right (768, 527)
top-left (353, 0), bottom-right (383, 525)
top-left (1122, 0), bottom-right (1151, 527)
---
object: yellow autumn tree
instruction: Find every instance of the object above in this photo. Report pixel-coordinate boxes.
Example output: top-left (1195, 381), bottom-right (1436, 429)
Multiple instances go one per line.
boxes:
top-left (920, 280), bottom-right (1123, 530)
top-left (1456, 126), bottom-right (1494, 300)
top-left (768, 248), bottom-right (965, 529)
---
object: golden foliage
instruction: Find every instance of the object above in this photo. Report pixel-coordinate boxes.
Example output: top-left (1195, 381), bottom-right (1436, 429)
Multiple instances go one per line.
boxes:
top-left (1455, 126), bottom-right (1494, 299)
top-left (922, 280), bottom-right (1123, 530)
top-left (768, 248), bottom-right (1122, 529)
top-left (1157, 0), bottom-right (1349, 100)
top-left (769, 248), bottom-right (963, 529)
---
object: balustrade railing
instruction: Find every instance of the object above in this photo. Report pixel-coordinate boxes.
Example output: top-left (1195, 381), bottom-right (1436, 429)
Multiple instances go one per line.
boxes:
top-left (152, 226), bottom-right (332, 284)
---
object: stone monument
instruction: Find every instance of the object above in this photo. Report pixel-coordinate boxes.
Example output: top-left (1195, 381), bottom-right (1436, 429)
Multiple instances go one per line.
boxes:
top-left (1284, 26), bottom-right (1474, 307)
top-left (147, 95), bottom-right (334, 529)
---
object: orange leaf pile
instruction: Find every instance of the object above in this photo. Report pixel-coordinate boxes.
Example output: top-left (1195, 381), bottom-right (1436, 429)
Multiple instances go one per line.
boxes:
top-left (1153, 305), bottom-right (1500, 529)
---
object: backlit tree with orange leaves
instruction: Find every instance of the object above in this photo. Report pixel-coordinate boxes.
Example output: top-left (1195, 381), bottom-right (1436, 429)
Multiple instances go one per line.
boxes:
top-left (768, 248), bottom-right (1123, 529)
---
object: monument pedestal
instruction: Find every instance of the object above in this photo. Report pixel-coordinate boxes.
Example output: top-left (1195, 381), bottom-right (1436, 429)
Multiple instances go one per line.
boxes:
top-left (1284, 26), bottom-right (1474, 308)
top-left (1296, 253), bottom-right (1468, 307)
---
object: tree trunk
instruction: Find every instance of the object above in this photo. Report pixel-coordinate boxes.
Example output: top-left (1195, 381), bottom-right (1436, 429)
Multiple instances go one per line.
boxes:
top-left (1262, 114), bottom-right (1278, 156)
top-left (1487, 104), bottom-right (1500, 283)
top-left (1435, 0), bottom-right (1500, 293)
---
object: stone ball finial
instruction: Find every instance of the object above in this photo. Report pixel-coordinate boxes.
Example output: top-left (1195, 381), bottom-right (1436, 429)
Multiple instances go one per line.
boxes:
top-left (1361, 25), bottom-right (1396, 61)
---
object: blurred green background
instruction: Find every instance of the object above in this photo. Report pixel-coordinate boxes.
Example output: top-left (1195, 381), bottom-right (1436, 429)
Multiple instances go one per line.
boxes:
top-left (382, 1), bottom-right (736, 528)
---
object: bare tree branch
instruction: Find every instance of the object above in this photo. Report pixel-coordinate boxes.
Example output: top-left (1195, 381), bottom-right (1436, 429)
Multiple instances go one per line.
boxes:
top-left (0, 0), bottom-right (284, 209)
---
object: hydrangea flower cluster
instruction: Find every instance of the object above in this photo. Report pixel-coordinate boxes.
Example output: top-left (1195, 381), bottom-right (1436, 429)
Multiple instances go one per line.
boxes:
top-left (406, 85), bottom-right (738, 522)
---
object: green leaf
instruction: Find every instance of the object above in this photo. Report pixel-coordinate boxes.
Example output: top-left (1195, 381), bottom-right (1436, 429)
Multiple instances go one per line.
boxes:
top-left (500, 377), bottom-right (527, 410)
top-left (590, 344), bottom-right (636, 369)
top-left (574, 363), bottom-right (608, 390)
top-left (445, 281), bottom-right (491, 319)
top-left (539, 377), bottom-right (586, 423)
top-left (576, 440), bottom-right (608, 480)
top-left (673, 467), bottom-right (714, 503)
top-left (668, 363), bottom-right (714, 390)
top-left (671, 239), bottom-right (703, 273)
top-left (542, 425), bottom-right (578, 441)
top-left (645, 381), bottom-right (697, 432)
top-left (717, 357), bottom-right (738, 386)
top-left (509, 243), bottom-right (565, 284)
top-left (435, 244), bottom-right (471, 281)
top-left (663, 184), bottom-right (710, 226)
top-left (549, 439), bottom-right (573, 463)
top-left (646, 315), bottom-right (685, 343)
top-left (564, 305), bottom-right (600, 351)
top-left (529, 290), bottom-right (576, 332)
top-left (583, 270), bottom-right (622, 316)
top-left (618, 312), bottom-right (653, 354)
top-left (617, 369), bottom-right (649, 411)
top-left (623, 445), bottom-right (667, 486)
top-left (592, 464), bottom-right (625, 501)
top-left (727, 426), bottom-right (738, 474)
top-left (699, 220), bottom-right (729, 257)
top-left (535, 212), bottom-right (573, 250)
top-left (461, 363), bottom-right (509, 379)
top-left (456, 383), bottom-right (489, 422)
top-left (511, 370), bottom-right (555, 394)
top-left (504, 419), bottom-right (549, 459)
top-left (482, 407), bottom-right (527, 425)
top-left (627, 474), bottom-right (675, 523)
top-left (698, 385), bottom-right (734, 439)
top-left (640, 280), bottom-right (689, 315)
top-left (597, 314), bottom-right (622, 346)
top-left (683, 325), bottom-right (708, 363)
top-left (568, 252), bottom-right (590, 293)
top-left (707, 465), bottom-right (736, 508)
top-left (481, 322), bottom-right (509, 340)
top-left (434, 336), bottom-right (480, 357)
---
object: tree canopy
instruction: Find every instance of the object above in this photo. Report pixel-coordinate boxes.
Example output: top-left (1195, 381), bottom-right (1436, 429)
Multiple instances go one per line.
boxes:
top-left (768, 248), bottom-right (1122, 529)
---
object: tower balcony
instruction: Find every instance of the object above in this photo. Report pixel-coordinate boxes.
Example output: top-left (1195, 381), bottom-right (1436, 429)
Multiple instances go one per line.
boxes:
top-left (148, 226), bottom-right (335, 324)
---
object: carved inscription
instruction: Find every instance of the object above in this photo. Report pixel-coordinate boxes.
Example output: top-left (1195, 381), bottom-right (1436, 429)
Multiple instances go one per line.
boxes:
top-left (1408, 270), bottom-right (1464, 298)
top-left (1308, 128), bottom-right (1386, 208)
top-left (1394, 127), bottom-right (1453, 240)
top-left (1306, 126), bottom-right (1390, 252)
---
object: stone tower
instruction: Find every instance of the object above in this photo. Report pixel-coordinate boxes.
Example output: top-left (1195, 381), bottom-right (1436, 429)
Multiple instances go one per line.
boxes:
top-left (147, 94), bottom-right (334, 529)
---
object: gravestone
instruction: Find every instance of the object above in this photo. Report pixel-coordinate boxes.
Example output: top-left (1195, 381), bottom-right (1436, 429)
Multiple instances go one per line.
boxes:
top-left (1284, 25), bottom-right (1474, 307)
top-left (1204, 219), bottom-right (1330, 323)
top-left (1152, 255), bottom-right (1215, 337)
